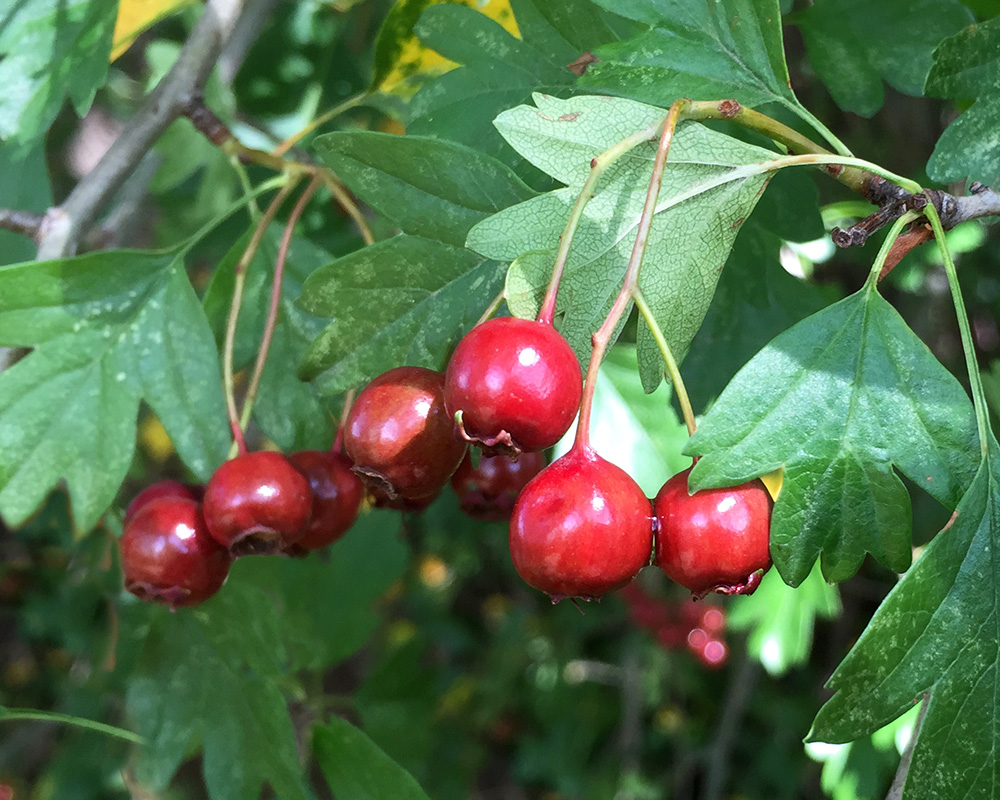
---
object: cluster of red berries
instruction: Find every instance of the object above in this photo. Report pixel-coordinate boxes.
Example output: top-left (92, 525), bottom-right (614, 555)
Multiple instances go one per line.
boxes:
top-left (120, 315), bottom-right (773, 609)
top-left (622, 583), bottom-right (729, 668)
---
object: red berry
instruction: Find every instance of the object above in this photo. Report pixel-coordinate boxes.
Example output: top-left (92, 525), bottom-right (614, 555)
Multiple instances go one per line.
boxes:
top-left (450, 450), bottom-right (546, 521)
top-left (369, 486), bottom-right (439, 513)
top-left (286, 450), bottom-right (363, 552)
top-left (120, 497), bottom-right (231, 608)
top-left (124, 480), bottom-right (202, 526)
top-left (653, 467), bottom-right (772, 599)
top-left (444, 317), bottom-right (582, 457)
top-left (203, 451), bottom-right (313, 556)
top-left (509, 445), bottom-right (654, 600)
top-left (344, 366), bottom-right (467, 500)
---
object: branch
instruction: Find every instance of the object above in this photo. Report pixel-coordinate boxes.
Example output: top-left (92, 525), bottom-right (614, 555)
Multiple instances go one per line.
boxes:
top-left (36, 0), bottom-right (245, 260)
top-left (0, 209), bottom-right (45, 240)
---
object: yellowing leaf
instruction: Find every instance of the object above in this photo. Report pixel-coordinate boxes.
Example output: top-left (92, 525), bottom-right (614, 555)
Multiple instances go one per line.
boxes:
top-left (375, 0), bottom-right (519, 98)
top-left (761, 468), bottom-right (783, 501)
top-left (111, 0), bottom-right (194, 62)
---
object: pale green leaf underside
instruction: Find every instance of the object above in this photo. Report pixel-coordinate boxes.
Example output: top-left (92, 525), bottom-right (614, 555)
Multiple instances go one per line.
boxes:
top-left (467, 94), bottom-right (774, 386)
top-left (686, 288), bottom-right (979, 586)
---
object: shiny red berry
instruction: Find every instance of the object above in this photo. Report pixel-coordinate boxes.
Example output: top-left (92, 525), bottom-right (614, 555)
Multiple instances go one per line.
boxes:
top-left (444, 317), bottom-right (582, 457)
top-left (450, 450), bottom-right (546, 521)
top-left (344, 366), bottom-right (467, 500)
top-left (120, 497), bottom-right (231, 608)
top-left (203, 451), bottom-right (313, 556)
top-left (653, 467), bottom-right (772, 598)
top-left (124, 480), bottom-right (202, 526)
top-left (286, 450), bottom-right (364, 552)
top-left (509, 445), bottom-right (654, 600)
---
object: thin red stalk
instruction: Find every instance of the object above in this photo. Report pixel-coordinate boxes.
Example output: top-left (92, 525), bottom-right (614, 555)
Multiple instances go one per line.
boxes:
top-left (239, 175), bottom-right (323, 433)
top-left (574, 102), bottom-right (687, 450)
top-left (223, 177), bottom-right (301, 457)
top-left (333, 387), bottom-right (356, 453)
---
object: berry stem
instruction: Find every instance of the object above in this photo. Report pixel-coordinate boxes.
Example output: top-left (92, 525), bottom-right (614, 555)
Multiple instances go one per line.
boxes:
top-left (862, 212), bottom-right (918, 290)
top-left (575, 101), bottom-right (688, 449)
top-left (476, 290), bottom-right (507, 326)
top-left (223, 176), bottom-right (302, 458)
top-left (924, 202), bottom-right (993, 456)
top-left (333, 387), bottom-right (356, 453)
top-left (632, 288), bottom-right (696, 436)
top-left (537, 118), bottom-right (667, 326)
top-left (271, 91), bottom-right (368, 157)
top-left (238, 175), bottom-right (323, 438)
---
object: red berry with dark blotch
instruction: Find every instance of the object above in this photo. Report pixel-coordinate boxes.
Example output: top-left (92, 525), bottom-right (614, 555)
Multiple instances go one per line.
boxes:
top-left (444, 317), bottom-right (582, 457)
top-left (344, 366), bottom-right (466, 500)
top-left (286, 450), bottom-right (363, 552)
top-left (653, 467), bottom-right (772, 599)
top-left (509, 445), bottom-right (654, 600)
top-left (124, 480), bottom-right (202, 526)
top-left (451, 450), bottom-right (546, 521)
top-left (120, 497), bottom-right (231, 608)
top-left (203, 451), bottom-right (313, 556)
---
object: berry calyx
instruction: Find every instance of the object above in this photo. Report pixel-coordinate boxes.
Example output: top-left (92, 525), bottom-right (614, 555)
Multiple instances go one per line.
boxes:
top-left (509, 445), bottom-right (654, 600)
top-left (369, 486), bottom-right (439, 513)
top-left (203, 451), bottom-right (313, 556)
top-left (653, 467), bottom-right (772, 599)
top-left (451, 450), bottom-right (546, 521)
top-left (344, 366), bottom-right (467, 500)
top-left (120, 497), bottom-right (231, 608)
top-left (444, 317), bottom-right (582, 457)
top-left (286, 450), bottom-right (364, 552)
top-left (124, 480), bottom-right (202, 526)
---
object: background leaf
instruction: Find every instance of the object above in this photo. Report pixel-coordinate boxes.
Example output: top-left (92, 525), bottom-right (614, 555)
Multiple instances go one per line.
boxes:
top-left (0, 250), bottom-right (230, 532)
top-left (809, 441), bottom-right (1000, 800)
top-left (925, 17), bottom-right (1000, 186)
top-left (466, 94), bottom-right (777, 389)
top-left (314, 715), bottom-right (432, 800)
top-left (686, 286), bottom-right (980, 585)
top-left (297, 235), bottom-right (503, 394)
top-left (0, 0), bottom-right (117, 147)
top-left (793, 0), bottom-right (972, 118)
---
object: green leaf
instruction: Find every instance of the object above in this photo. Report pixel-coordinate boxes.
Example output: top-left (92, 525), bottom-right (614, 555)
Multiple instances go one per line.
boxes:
top-left (728, 561), bottom-right (841, 677)
top-left (685, 286), bottom-right (980, 586)
top-left (314, 716), bottom-right (432, 800)
top-left (297, 235), bottom-right (505, 394)
top-left (406, 0), bottom-right (626, 167)
top-left (808, 440), bottom-right (1000, 800)
top-left (925, 17), bottom-right (1000, 186)
top-left (793, 0), bottom-right (973, 117)
top-left (312, 131), bottom-right (535, 247)
top-left (579, 0), bottom-right (798, 111)
top-left (0, 0), bottom-right (116, 147)
top-left (681, 226), bottom-right (832, 413)
top-left (234, 510), bottom-right (410, 670)
top-left (466, 94), bottom-right (776, 388)
top-left (124, 583), bottom-right (310, 800)
top-left (203, 228), bottom-right (335, 451)
top-left (0, 250), bottom-right (230, 532)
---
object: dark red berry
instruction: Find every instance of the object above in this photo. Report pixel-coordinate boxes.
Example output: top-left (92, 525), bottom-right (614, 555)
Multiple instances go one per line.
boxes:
top-left (203, 451), bottom-right (313, 556)
top-left (653, 467), bottom-right (772, 599)
top-left (286, 450), bottom-right (364, 552)
top-left (120, 497), bottom-right (231, 608)
top-left (509, 445), bottom-right (654, 600)
top-left (344, 366), bottom-right (466, 500)
top-left (451, 450), bottom-right (546, 521)
top-left (444, 317), bottom-right (582, 457)
top-left (124, 480), bottom-right (202, 526)
top-left (369, 486), bottom-right (439, 513)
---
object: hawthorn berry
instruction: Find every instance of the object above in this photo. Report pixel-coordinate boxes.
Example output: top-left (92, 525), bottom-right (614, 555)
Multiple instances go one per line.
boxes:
top-left (444, 317), bottom-right (582, 457)
top-left (369, 486), bottom-right (440, 513)
top-left (344, 366), bottom-right (466, 500)
top-left (124, 480), bottom-right (202, 526)
top-left (120, 497), bottom-right (231, 608)
top-left (653, 467), bottom-right (772, 598)
top-left (287, 450), bottom-right (364, 552)
top-left (450, 450), bottom-right (546, 521)
top-left (203, 451), bottom-right (313, 556)
top-left (509, 445), bottom-right (654, 600)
